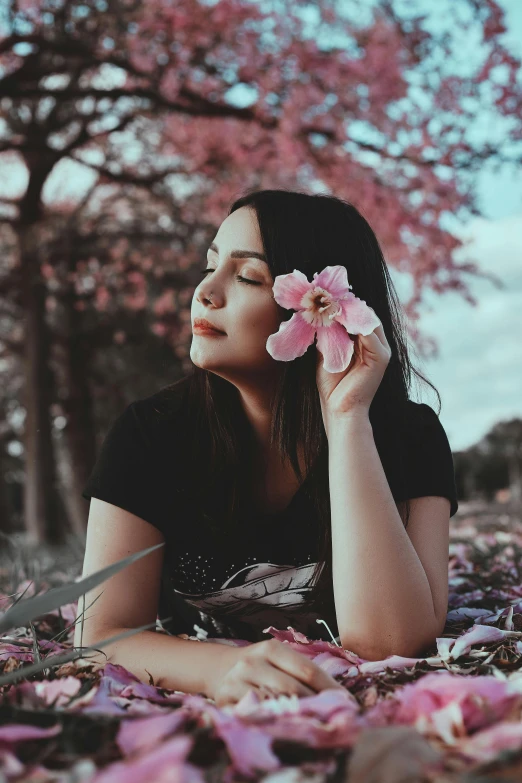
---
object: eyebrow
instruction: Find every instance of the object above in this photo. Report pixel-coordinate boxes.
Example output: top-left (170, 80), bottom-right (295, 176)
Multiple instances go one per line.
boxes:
top-left (208, 242), bottom-right (267, 262)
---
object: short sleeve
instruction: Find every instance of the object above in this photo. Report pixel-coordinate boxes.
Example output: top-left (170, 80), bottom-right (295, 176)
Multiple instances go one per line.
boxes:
top-left (395, 403), bottom-right (459, 517)
top-left (82, 402), bottom-right (163, 532)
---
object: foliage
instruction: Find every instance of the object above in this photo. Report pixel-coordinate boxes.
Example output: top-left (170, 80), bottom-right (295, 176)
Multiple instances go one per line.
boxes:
top-left (0, 0), bottom-right (520, 353)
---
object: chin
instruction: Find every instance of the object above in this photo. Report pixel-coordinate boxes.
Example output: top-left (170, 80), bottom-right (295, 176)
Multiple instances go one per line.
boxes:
top-left (189, 350), bottom-right (221, 369)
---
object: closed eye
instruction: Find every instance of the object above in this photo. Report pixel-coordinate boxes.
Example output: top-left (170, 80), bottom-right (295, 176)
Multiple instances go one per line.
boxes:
top-left (199, 268), bottom-right (262, 286)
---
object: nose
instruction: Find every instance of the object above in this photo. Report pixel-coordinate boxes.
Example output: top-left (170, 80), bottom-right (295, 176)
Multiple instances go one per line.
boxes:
top-left (197, 286), bottom-right (221, 307)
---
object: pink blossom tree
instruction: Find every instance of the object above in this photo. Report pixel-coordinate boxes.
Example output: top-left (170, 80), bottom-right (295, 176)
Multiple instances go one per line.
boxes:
top-left (0, 0), bottom-right (520, 541)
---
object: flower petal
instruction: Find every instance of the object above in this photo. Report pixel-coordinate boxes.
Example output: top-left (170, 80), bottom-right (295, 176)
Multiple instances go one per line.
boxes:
top-left (272, 269), bottom-right (312, 310)
top-left (335, 294), bottom-right (381, 334)
top-left (266, 312), bottom-right (316, 361)
top-left (312, 266), bottom-right (350, 300)
top-left (316, 321), bottom-right (355, 373)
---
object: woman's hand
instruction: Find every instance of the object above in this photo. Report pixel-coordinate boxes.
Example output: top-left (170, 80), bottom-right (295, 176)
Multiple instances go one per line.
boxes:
top-left (316, 323), bottom-right (391, 426)
top-left (205, 638), bottom-right (345, 707)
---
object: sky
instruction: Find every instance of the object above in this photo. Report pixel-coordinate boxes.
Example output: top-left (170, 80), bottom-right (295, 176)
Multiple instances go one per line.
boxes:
top-left (391, 212), bottom-right (522, 452)
top-left (402, 0), bottom-right (522, 452)
top-left (1, 0), bottom-right (521, 455)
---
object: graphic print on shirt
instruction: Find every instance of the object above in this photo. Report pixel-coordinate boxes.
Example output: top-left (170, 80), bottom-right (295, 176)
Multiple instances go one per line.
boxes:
top-left (169, 560), bottom-right (330, 642)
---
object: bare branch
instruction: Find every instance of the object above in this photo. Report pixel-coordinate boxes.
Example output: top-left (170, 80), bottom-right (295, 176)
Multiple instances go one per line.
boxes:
top-left (67, 153), bottom-right (184, 185)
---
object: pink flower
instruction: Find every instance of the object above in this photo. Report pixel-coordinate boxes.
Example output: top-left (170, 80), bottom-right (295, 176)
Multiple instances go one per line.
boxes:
top-left (266, 265), bottom-right (381, 373)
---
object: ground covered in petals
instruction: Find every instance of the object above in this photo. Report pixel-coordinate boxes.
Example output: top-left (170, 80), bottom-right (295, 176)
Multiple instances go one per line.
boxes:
top-left (1, 501), bottom-right (522, 783)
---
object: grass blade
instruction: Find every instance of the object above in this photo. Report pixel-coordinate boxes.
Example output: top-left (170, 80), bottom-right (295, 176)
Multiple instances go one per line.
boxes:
top-left (0, 542), bottom-right (165, 635)
top-left (0, 618), bottom-right (173, 688)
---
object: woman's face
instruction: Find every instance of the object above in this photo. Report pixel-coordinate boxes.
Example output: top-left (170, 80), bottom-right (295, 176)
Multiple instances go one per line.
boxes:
top-left (190, 206), bottom-right (285, 383)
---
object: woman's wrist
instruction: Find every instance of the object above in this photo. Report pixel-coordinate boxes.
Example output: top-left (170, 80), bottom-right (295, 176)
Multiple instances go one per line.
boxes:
top-left (323, 408), bottom-right (371, 440)
top-left (203, 643), bottom-right (241, 697)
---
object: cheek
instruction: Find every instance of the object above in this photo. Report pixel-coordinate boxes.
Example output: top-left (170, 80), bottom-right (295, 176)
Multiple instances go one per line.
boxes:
top-left (251, 304), bottom-right (283, 336)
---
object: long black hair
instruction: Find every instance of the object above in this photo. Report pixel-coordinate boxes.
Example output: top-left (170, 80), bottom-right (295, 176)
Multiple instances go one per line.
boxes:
top-left (173, 188), bottom-right (441, 629)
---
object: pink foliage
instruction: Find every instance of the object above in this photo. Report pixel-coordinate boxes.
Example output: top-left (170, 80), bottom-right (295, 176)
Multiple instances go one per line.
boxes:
top-left (0, 0), bottom-right (517, 351)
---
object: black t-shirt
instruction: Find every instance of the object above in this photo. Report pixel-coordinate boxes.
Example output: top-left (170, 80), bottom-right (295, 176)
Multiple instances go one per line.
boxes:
top-left (82, 379), bottom-right (458, 644)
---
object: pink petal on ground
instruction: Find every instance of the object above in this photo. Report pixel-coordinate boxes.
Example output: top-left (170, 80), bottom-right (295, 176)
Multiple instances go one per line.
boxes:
top-left (234, 688), bottom-right (357, 722)
top-left (428, 701), bottom-right (466, 745)
top-left (312, 266), bottom-right (351, 299)
top-left (233, 702), bottom-right (359, 750)
top-left (209, 714), bottom-right (281, 777)
top-left (381, 672), bottom-right (521, 741)
top-left (117, 711), bottom-right (187, 756)
top-left (449, 625), bottom-right (507, 660)
top-left (446, 608), bottom-right (495, 622)
top-left (391, 673), bottom-right (469, 720)
top-left (82, 694), bottom-right (128, 717)
top-left (459, 720), bottom-right (522, 764)
top-left (335, 295), bottom-right (381, 335)
top-left (0, 748), bottom-right (24, 778)
top-left (93, 735), bottom-right (201, 783)
top-left (436, 637), bottom-right (454, 660)
top-left (316, 321), bottom-right (355, 373)
top-left (0, 644), bottom-right (37, 661)
top-left (295, 688), bottom-right (359, 720)
top-left (313, 652), bottom-right (355, 678)
top-left (272, 269), bottom-right (313, 310)
top-left (358, 655), bottom-right (427, 675)
top-left (34, 676), bottom-right (82, 707)
top-left (100, 662), bottom-right (169, 703)
top-left (0, 723), bottom-right (62, 742)
top-left (122, 701), bottom-right (174, 717)
top-left (263, 626), bottom-right (364, 666)
top-left (266, 312), bottom-right (316, 361)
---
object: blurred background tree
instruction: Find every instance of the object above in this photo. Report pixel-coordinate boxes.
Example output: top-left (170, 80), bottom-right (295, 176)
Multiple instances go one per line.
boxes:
top-left (454, 419), bottom-right (522, 504)
top-left (0, 0), bottom-right (520, 544)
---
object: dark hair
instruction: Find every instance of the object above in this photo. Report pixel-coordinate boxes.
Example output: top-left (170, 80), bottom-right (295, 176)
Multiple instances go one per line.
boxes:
top-left (177, 188), bottom-right (441, 632)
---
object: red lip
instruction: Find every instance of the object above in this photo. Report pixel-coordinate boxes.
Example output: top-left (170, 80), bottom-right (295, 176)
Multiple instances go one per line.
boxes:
top-left (193, 318), bottom-right (226, 334)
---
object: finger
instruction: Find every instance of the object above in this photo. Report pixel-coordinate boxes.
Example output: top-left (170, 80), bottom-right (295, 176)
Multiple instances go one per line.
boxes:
top-left (266, 642), bottom-right (344, 693)
top-left (362, 329), bottom-right (390, 354)
top-left (248, 664), bottom-right (317, 699)
top-left (350, 326), bottom-right (388, 352)
top-left (256, 684), bottom-right (276, 700)
top-left (371, 323), bottom-right (389, 349)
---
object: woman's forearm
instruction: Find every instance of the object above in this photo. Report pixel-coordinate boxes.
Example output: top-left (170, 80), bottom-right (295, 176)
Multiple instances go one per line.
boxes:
top-left (77, 626), bottom-right (236, 697)
top-left (327, 414), bottom-right (439, 660)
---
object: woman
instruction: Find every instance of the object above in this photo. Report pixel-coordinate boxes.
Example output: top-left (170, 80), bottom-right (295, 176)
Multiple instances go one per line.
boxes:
top-left (77, 189), bottom-right (458, 705)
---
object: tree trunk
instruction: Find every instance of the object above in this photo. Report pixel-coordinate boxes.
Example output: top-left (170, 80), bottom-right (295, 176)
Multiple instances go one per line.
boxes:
top-left (20, 231), bottom-right (68, 545)
top-left (56, 275), bottom-right (97, 539)
top-left (0, 440), bottom-right (14, 551)
top-left (508, 453), bottom-right (522, 505)
top-left (463, 469), bottom-right (476, 501)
